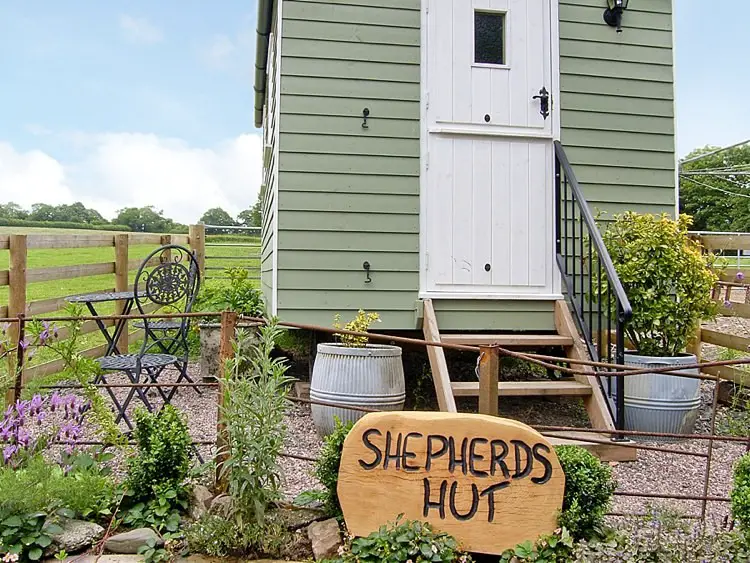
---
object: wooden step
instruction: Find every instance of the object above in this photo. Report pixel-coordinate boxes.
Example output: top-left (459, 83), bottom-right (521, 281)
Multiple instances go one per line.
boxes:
top-left (545, 431), bottom-right (638, 462)
top-left (451, 380), bottom-right (593, 397)
top-left (441, 333), bottom-right (574, 347)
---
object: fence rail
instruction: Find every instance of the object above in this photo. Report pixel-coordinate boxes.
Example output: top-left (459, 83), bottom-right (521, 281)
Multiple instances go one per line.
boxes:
top-left (0, 225), bottom-right (260, 385)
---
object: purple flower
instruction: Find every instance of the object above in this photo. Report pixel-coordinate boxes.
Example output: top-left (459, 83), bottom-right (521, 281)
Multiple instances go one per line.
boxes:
top-left (49, 392), bottom-right (63, 412)
top-left (738, 272), bottom-right (745, 281)
top-left (3, 444), bottom-right (17, 463)
top-left (16, 427), bottom-right (30, 447)
top-left (18, 338), bottom-right (30, 350)
top-left (724, 300), bottom-right (733, 308)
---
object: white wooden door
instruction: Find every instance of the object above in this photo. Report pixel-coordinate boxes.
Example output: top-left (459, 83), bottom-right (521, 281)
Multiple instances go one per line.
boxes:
top-left (422, 0), bottom-right (558, 298)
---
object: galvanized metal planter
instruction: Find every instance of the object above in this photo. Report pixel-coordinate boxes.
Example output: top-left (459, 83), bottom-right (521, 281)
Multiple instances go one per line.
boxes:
top-left (310, 343), bottom-right (406, 436)
top-left (622, 351), bottom-right (701, 441)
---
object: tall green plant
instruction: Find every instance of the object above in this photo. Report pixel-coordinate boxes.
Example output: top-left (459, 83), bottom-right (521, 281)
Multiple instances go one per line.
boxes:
top-left (596, 212), bottom-right (717, 357)
top-left (194, 268), bottom-right (264, 316)
top-left (219, 319), bottom-right (293, 527)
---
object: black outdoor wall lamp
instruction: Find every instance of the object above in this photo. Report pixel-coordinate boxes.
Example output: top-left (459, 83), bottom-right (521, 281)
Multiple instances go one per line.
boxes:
top-left (603, 0), bottom-right (629, 33)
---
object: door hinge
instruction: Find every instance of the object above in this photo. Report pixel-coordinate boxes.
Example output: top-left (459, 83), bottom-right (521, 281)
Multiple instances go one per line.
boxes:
top-left (425, 92), bottom-right (430, 110)
top-left (425, 152), bottom-right (429, 170)
top-left (425, 252), bottom-right (430, 271)
top-left (425, 0), bottom-right (429, 14)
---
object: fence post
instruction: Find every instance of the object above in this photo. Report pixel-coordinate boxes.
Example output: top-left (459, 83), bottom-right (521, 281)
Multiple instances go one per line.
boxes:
top-left (114, 234), bottom-right (129, 353)
top-left (215, 310), bottom-right (237, 489)
top-left (189, 224), bottom-right (205, 277)
top-left (478, 345), bottom-right (500, 416)
top-left (7, 235), bottom-right (27, 400)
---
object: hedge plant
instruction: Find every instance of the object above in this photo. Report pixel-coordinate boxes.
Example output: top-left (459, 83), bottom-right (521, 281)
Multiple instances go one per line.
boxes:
top-left (555, 445), bottom-right (616, 541)
top-left (732, 453), bottom-right (750, 539)
top-left (597, 212), bottom-right (717, 357)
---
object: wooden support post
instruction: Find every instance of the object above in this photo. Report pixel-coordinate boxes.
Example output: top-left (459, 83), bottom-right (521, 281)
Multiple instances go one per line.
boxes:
top-left (215, 310), bottom-right (238, 488)
top-left (114, 234), bottom-right (129, 352)
top-left (478, 346), bottom-right (499, 416)
top-left (7, 235), bottom-right (27, 403)
top-left (189, 224), bottom-right (205, 277)
top-left (421, 299), bottom-right (457, 413)
top-left (160, 234), bottom-right (172, 260)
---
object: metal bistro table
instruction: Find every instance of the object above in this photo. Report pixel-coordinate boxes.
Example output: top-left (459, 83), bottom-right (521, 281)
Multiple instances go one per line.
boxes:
top-left (66, 290), bottom-right (147, 356)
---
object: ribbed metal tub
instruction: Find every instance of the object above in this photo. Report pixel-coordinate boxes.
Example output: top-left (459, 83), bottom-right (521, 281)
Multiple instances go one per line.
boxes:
top-left (310, 343), bottom-right (405, 436)
top-left (622, 351), bottom-right (701, 441)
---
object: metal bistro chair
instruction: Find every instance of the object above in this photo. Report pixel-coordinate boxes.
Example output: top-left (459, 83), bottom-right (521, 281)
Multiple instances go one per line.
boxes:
top-left (96, 244), bottom-right (200, 429)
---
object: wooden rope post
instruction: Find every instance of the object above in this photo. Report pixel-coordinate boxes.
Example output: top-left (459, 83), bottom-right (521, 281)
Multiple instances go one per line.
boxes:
top-left (188, 224), bottom-right (205, 277)
top-left (215, 310), bottom-right (238, 488)
top-left (114, 234), bottom-right (129, 353)
top-left (478, 345), bottom-right (500, 416)
top-left (7, 235), bottom-right (27, 401)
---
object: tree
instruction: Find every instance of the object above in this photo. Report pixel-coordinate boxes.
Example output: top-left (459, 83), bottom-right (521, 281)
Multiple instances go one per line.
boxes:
top-left (28, 202), bottom-right (105, 224)
top-left (0, 203), bottom-right (28, 220)
top-left (200, 207), bottom-right (237, 226)
top-left (238, 184), bottom-right (267, 228)
top-left (115, 206), bottom-right (175, 232)
top-left (679, 144), bottom-right (750, 232)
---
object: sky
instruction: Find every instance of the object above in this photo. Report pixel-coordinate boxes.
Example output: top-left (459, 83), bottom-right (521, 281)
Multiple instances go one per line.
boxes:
top-left (0, 1), bottom-right (747, 224)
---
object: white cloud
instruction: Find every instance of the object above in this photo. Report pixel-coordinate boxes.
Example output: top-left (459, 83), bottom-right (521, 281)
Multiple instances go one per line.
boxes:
top-left (0, 133), bottom-right (262, 224)
top-left (0, 143), bottom-right (75, 208)
top-left (200, 34), bottom-right (236, 70)
top-left (119, 15), bottom-right (163, 45)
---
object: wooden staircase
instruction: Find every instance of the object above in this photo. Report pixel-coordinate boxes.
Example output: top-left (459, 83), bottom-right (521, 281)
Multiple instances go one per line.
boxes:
top-left (422, 299), bottom-right (636, 462)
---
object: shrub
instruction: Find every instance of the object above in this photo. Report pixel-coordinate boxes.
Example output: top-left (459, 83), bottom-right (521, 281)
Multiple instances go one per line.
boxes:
top-left (333, 310), bottom-right (381, 347)
top-left (314, 417), bottom-right (353, 518)
top-left (555, 445), bottom-right (616, 540)
top-left (194, 268), bottom-right (264, 316)
top-left (123, 405), bottom-right (192, 532)
top-left (732, 453), bottom-right (750, 538)
top-left (185, 513), bottom-right (288, 559)
top-left (573, 508), bottom-right (750, 561)
top-left (597, 212), bottom-right (717, 357)
top-left (219, 319), bottom-right (293, 527)
top-left (327, 515), bottom-right (472, 563)
top-left (126, 405), bottom-right (191, 500)
top-left (0, 218), bottom-right (130, 231)
top-left (499, 528), bottom-right (574, 563)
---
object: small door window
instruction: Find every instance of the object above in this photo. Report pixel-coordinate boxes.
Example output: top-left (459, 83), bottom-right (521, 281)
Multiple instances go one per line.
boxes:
top-left (474, 11), bottom-right (505, 65)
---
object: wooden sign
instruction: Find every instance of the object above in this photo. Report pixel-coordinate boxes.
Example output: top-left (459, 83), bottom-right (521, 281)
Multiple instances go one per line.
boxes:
top-left (337, 411), bottom-right (565, 555)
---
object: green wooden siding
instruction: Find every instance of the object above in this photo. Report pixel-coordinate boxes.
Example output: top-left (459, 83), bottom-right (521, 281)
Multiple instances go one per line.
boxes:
top-left (559, 0), bottom-right (675, 214)
top-left (270, 0), bottom-right (675, 331)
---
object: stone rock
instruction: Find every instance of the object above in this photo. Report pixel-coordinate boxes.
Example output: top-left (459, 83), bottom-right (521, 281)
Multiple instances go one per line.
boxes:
top-left (190, 484), bottom-right (214, 520)
top-left (49, 519), bottom-right (105, 554)
top-left (307, 518), bottom-right (341, 561)
top-left (208, 494), bottom-right (232, 518)
top-left (104, 528), bottom-right (162, 554)
top-left (272, 506), bottom-right (327, 531)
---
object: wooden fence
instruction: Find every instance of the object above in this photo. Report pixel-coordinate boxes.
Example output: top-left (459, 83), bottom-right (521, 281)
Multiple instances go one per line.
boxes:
top-left (0, 225), bottom-right (227, 385)
top-left (689, 232), bottom-right (750, 386)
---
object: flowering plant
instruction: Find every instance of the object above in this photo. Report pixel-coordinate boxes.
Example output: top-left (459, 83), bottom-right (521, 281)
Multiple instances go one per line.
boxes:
top-left (0, 393), bottom-right (89, 468)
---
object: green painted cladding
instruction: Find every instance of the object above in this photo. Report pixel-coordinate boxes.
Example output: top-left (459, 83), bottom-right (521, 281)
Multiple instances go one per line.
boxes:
top-left (559, 0), bottom-right (676, 216)
top-left (270, 0), bottom-right (675, 331)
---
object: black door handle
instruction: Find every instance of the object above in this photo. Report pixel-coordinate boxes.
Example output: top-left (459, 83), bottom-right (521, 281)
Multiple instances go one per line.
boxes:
top-left (532, 87), bottom-right (550, 120)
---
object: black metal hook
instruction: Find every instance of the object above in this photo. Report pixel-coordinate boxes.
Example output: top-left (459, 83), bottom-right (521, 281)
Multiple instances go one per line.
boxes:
top-left (363, 261), bottom-right (372, 283)
top-left (362, 107), bottom-right (370, 129)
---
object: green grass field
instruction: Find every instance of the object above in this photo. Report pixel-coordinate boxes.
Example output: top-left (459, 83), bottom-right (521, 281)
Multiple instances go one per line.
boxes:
top-left (0, 226), bottom-right (260, 376)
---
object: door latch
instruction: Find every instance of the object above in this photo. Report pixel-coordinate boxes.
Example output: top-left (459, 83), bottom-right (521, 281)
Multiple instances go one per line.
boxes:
top-left (532, 87), bottom-right (550, 120)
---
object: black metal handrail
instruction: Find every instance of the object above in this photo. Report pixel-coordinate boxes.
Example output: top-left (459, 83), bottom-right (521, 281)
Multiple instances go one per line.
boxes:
top-left (554, 140), bottom-right (632, 432)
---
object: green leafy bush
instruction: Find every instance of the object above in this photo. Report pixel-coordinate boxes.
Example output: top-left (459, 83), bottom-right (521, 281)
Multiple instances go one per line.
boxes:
top-left (0, 453), bottom-right (116, 522)
top-left (499, 528), bottom-right (574, 563)
top-left (573, 508), bottom-right (750, 561)
top-left (194, 268), bottom-right (264, 316)
top-left (0, 218), bottom-right (130, 231)
top-left (315, 417), bottom-right (353, 518)
top-left (185, 514), bottom-right (287, 559)
top-left (123, 405), bottom-right (192, 531)
top-left (0, 510), bottom-right (63, 562)
top-left (555, 445), bottom-right (616, 541)
top-left (219, 319), bottom-right (293, 527)
top-left (597, 212), bottom-right (717, 357)
top-left (732, 453), bottom-right (750, 538)
top-left (327, 515), bottom-right (472, 563)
